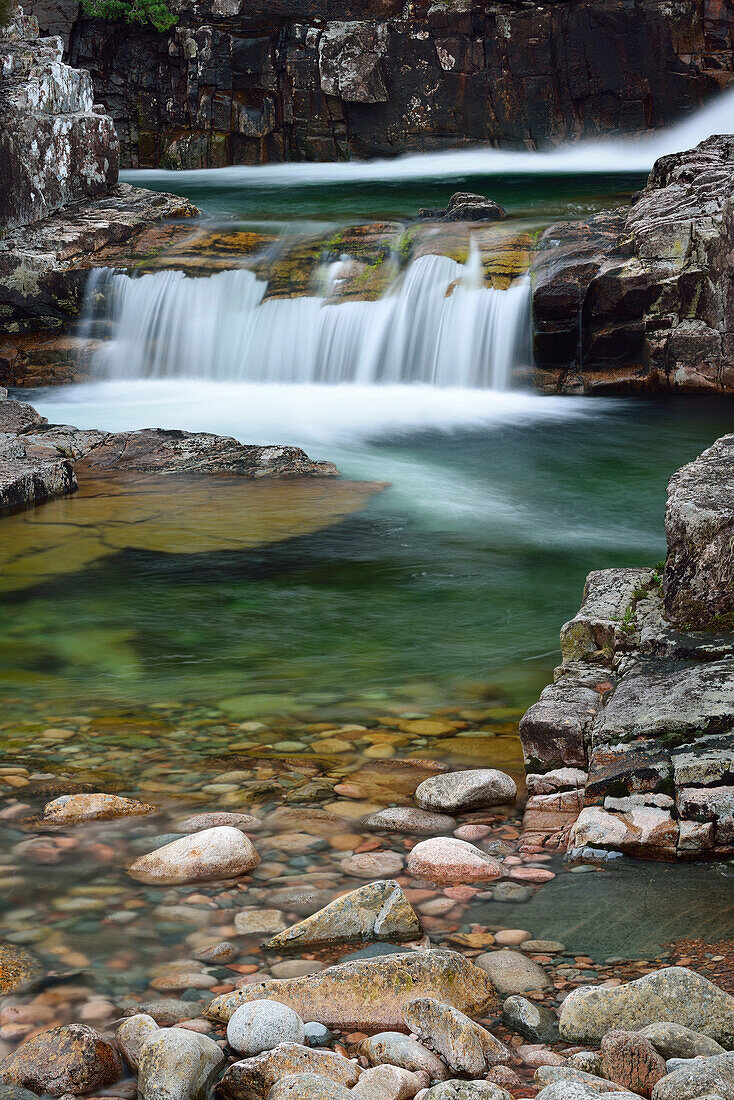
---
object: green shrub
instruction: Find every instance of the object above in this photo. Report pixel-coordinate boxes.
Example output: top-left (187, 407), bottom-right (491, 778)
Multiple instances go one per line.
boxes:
top-left (0, 0), bottom-right (14, 30)
top-left (81, 0), bottom-right (177, 32)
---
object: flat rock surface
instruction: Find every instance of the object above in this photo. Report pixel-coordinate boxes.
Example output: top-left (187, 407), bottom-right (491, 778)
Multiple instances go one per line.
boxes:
top-left (206, 950), bottom-right (499, 1031)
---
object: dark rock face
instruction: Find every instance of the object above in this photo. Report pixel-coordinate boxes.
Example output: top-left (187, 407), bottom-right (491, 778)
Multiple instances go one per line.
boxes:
top-left (0, 8), bottom-right (118, 230)
top-left (22, 0), bottom-right (734, 168)
top-left (531, 136), bottom-right (734, 393)
top-left (518, 435), bottom-right (734, 862)
top-left (663, 435), bottom-right (734, 629)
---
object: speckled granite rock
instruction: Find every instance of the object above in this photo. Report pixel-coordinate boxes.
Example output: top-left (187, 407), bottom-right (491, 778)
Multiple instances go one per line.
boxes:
top-left (559, 968), bottom-right (734, 1046)
top-left (206, 950), bottom-right (499, 1031)
top-left (216, 1043), bottom-right (360, 1100)
top-left (403, 997), bottom-right (510, 1076)
top-left (264, 879), bottom-right (421, 950)
top-left (0, 1024), bottom-right (122, 1095)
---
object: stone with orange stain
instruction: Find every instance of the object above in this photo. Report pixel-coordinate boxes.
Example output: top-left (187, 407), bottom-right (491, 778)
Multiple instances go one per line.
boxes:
top-left (0, 1023), bottom-right (122, 1096)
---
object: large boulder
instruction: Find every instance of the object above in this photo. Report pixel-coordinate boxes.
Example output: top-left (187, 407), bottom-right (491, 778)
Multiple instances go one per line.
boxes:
top-left (128, 826), bottom-right (260, 884)
top-left (263, 880), bottom-right (422, 950)
top-left (206, 950), bottom-right (498, 1031)
top-left (407, 838), bottom-right (503, 884)
top-left (559, 968), bottom-right (734, 1046)
top-left (663, 435), bottom-right (734, 629)
top-left (0, 1024), bottom-right (122, 1096)
top-left (227, 1002), bottom-right (306, 1056)
top-left (475, 951), bottom-right (550, 996)
top-left (651, 1050), bottom-right (734, 1100)
top-left (600, 1030), bottom-right (667, 1098)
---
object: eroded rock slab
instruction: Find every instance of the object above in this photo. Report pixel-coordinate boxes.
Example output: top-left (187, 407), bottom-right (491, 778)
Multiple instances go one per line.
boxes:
top-left (206, 950), bottom-right (499, 1031)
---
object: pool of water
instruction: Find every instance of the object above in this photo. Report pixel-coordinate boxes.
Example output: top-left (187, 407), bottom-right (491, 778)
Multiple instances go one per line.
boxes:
top-left (2, 166), bottom-right (733, 1039)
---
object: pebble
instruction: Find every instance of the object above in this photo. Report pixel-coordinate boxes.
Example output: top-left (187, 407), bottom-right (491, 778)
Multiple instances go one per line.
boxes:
top-left (340, 851), bottom-right (405, 878)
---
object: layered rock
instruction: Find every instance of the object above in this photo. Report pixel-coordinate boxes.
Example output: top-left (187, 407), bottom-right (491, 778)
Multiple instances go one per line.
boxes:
top-left (26, 0), bottom-right (734, 168)
top-left (0, 6), bottom-right (118, 230)
top-left (532, 136), bottom-right (734, 393)
top-left (518, 435), bottom-right (734, 861)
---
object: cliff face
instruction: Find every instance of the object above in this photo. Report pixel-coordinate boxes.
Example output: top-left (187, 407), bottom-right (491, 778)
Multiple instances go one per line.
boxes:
top-left (532, 135), bottom-right (734, 393)
top-left (26, 0), bottom-right (734, 168)
top-left (0, 7), bottom-right (118, 229)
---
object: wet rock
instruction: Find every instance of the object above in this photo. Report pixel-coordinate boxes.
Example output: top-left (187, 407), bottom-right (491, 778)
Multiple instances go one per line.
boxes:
top-left (663, 434), bottom-right (734, 629)
top-left (351, 1064), bottom-right (423, 1099)
top-left (304, 1023), bottom-right (332, 1048)
top-left (268, 888), bottom-right (339, 917)
top-left (415, 769), bottom-right (516, 813)
top-left (0, 401), bottom-right (45, 435)
top-left (116, 1013), bottom-right (159, 1070)
top-left (403, 997), bottom-right (509, 1076)
top-left (407, 838), bottom-right (502, 884)
top-left (128, 826), bottom-right (260, 885)
top-left (122, 1001), bottom-right (206, 1025)
top-left (234, 909), bottom-right (287, 935)
top-left (177, 812), bottom-right (261, 833)
top-left (266, 1075), bottom-right (351, 1099)
top-left (42, 792), bottom-right (157, 825)
top-left (264, 880), bottom-right (421, 951)
top-left (83, 429), bottom-right (338, 479)
top-left (363, 807), bottom-right (457, 835)
top-left (193, 942), bottom-right (240, 964)
top-left (567, 805), bottom-right (678, 860)
top-left (0, 1024), bottom-right (122, 1096)
top-left (0, 945), bottom-right (41, 995)
top-left (502, 995), bottom-right (559, 1043)
top-left (339, 851), bottom-right (405, 878)
top-left (418, 1084), bottom-right (512, 1099)
top-left (216, 1044), bottom-right (360, 1100)
top-left (418, 193), bottom-right (507, 223)
top-left (519, 675), bottom-right (602, 772)
top-left (559, 968), bottom-right (734, 1046)
top-left (207, 950), bottom-right (497, 1032)
top-left (476, 950), bottom-right (550, 995)
top-left (226, 1002), bottom-right (306, 1056)
top-left (491, 882), bottom-right (533, 903)
top-left (638, 1023), bottom-right (726, 1060)
top-left (601, 1030), bottom-right (667, 1098)
top-left (360, 1033), bottom-right (448, 1080)
top-left (651, 1051), bottom-right (734, 1100)
top-left (0, 1087), bottom-right (40, 1100)
top-left (137, 1027), bottom-right (225, 1100)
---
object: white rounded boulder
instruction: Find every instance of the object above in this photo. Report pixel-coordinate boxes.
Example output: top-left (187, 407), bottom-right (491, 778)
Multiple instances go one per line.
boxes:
top-left (415, 770), bottom-right (517, 813)
top-left (407, 837), bottom-right (503, 884)
top-left (226, 1000), bottom-right (306, 1056)
top-left (128, 826), bottom-right (260, 885)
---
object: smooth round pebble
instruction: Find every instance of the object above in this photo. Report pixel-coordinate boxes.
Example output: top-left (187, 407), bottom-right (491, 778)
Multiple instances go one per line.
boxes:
top-left (226, 1000), bottom-right (305, 1055)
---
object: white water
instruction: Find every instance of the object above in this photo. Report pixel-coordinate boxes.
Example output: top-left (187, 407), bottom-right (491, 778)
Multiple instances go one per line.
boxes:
top-left (122, 82), bottom-right (734, 190)
top-left (84, 245), bottom-right (532, 389)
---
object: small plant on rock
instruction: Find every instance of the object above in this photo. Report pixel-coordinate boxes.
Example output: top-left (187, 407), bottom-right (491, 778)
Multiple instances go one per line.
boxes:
top-left (81, 0), bottom-right (177, 32)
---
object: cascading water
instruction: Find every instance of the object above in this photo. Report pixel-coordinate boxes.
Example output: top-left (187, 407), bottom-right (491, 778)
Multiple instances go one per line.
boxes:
top-left (82, 245), bottom-right (531, 389)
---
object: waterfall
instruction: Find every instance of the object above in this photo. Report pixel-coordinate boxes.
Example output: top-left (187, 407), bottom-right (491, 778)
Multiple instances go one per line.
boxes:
top-left (82, 249), bottom-right (531, 390)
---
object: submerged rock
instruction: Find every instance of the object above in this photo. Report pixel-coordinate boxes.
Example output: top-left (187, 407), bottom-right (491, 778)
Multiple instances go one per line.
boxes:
top-left (137, 1027), bottom-right (225, 1100)
top-left (128, 826), bottom-right (260, 885)
top-left (0, 1023), bottom-right (122, 1096)
top-left (263, 879), bottom-right (422, 950)
top-left (42, 792), bottom-right (157, 824)
top-left (216, 1043), bottom-right (360, 1100)
top-left (559, 967), bottom-right (734, 1046)
top-left (206, 950), bottom-right (498, 1031)
top-left (403, 997), bottom-right (510, 1076)
top-left (363, 807), bottom-right (457, 835)
top-left (415, 769), bottom-right (517, 813)
top-left (502, 995), bottom-right (559, 1043)
top-left (476, 950), bottom-right (550, 995)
